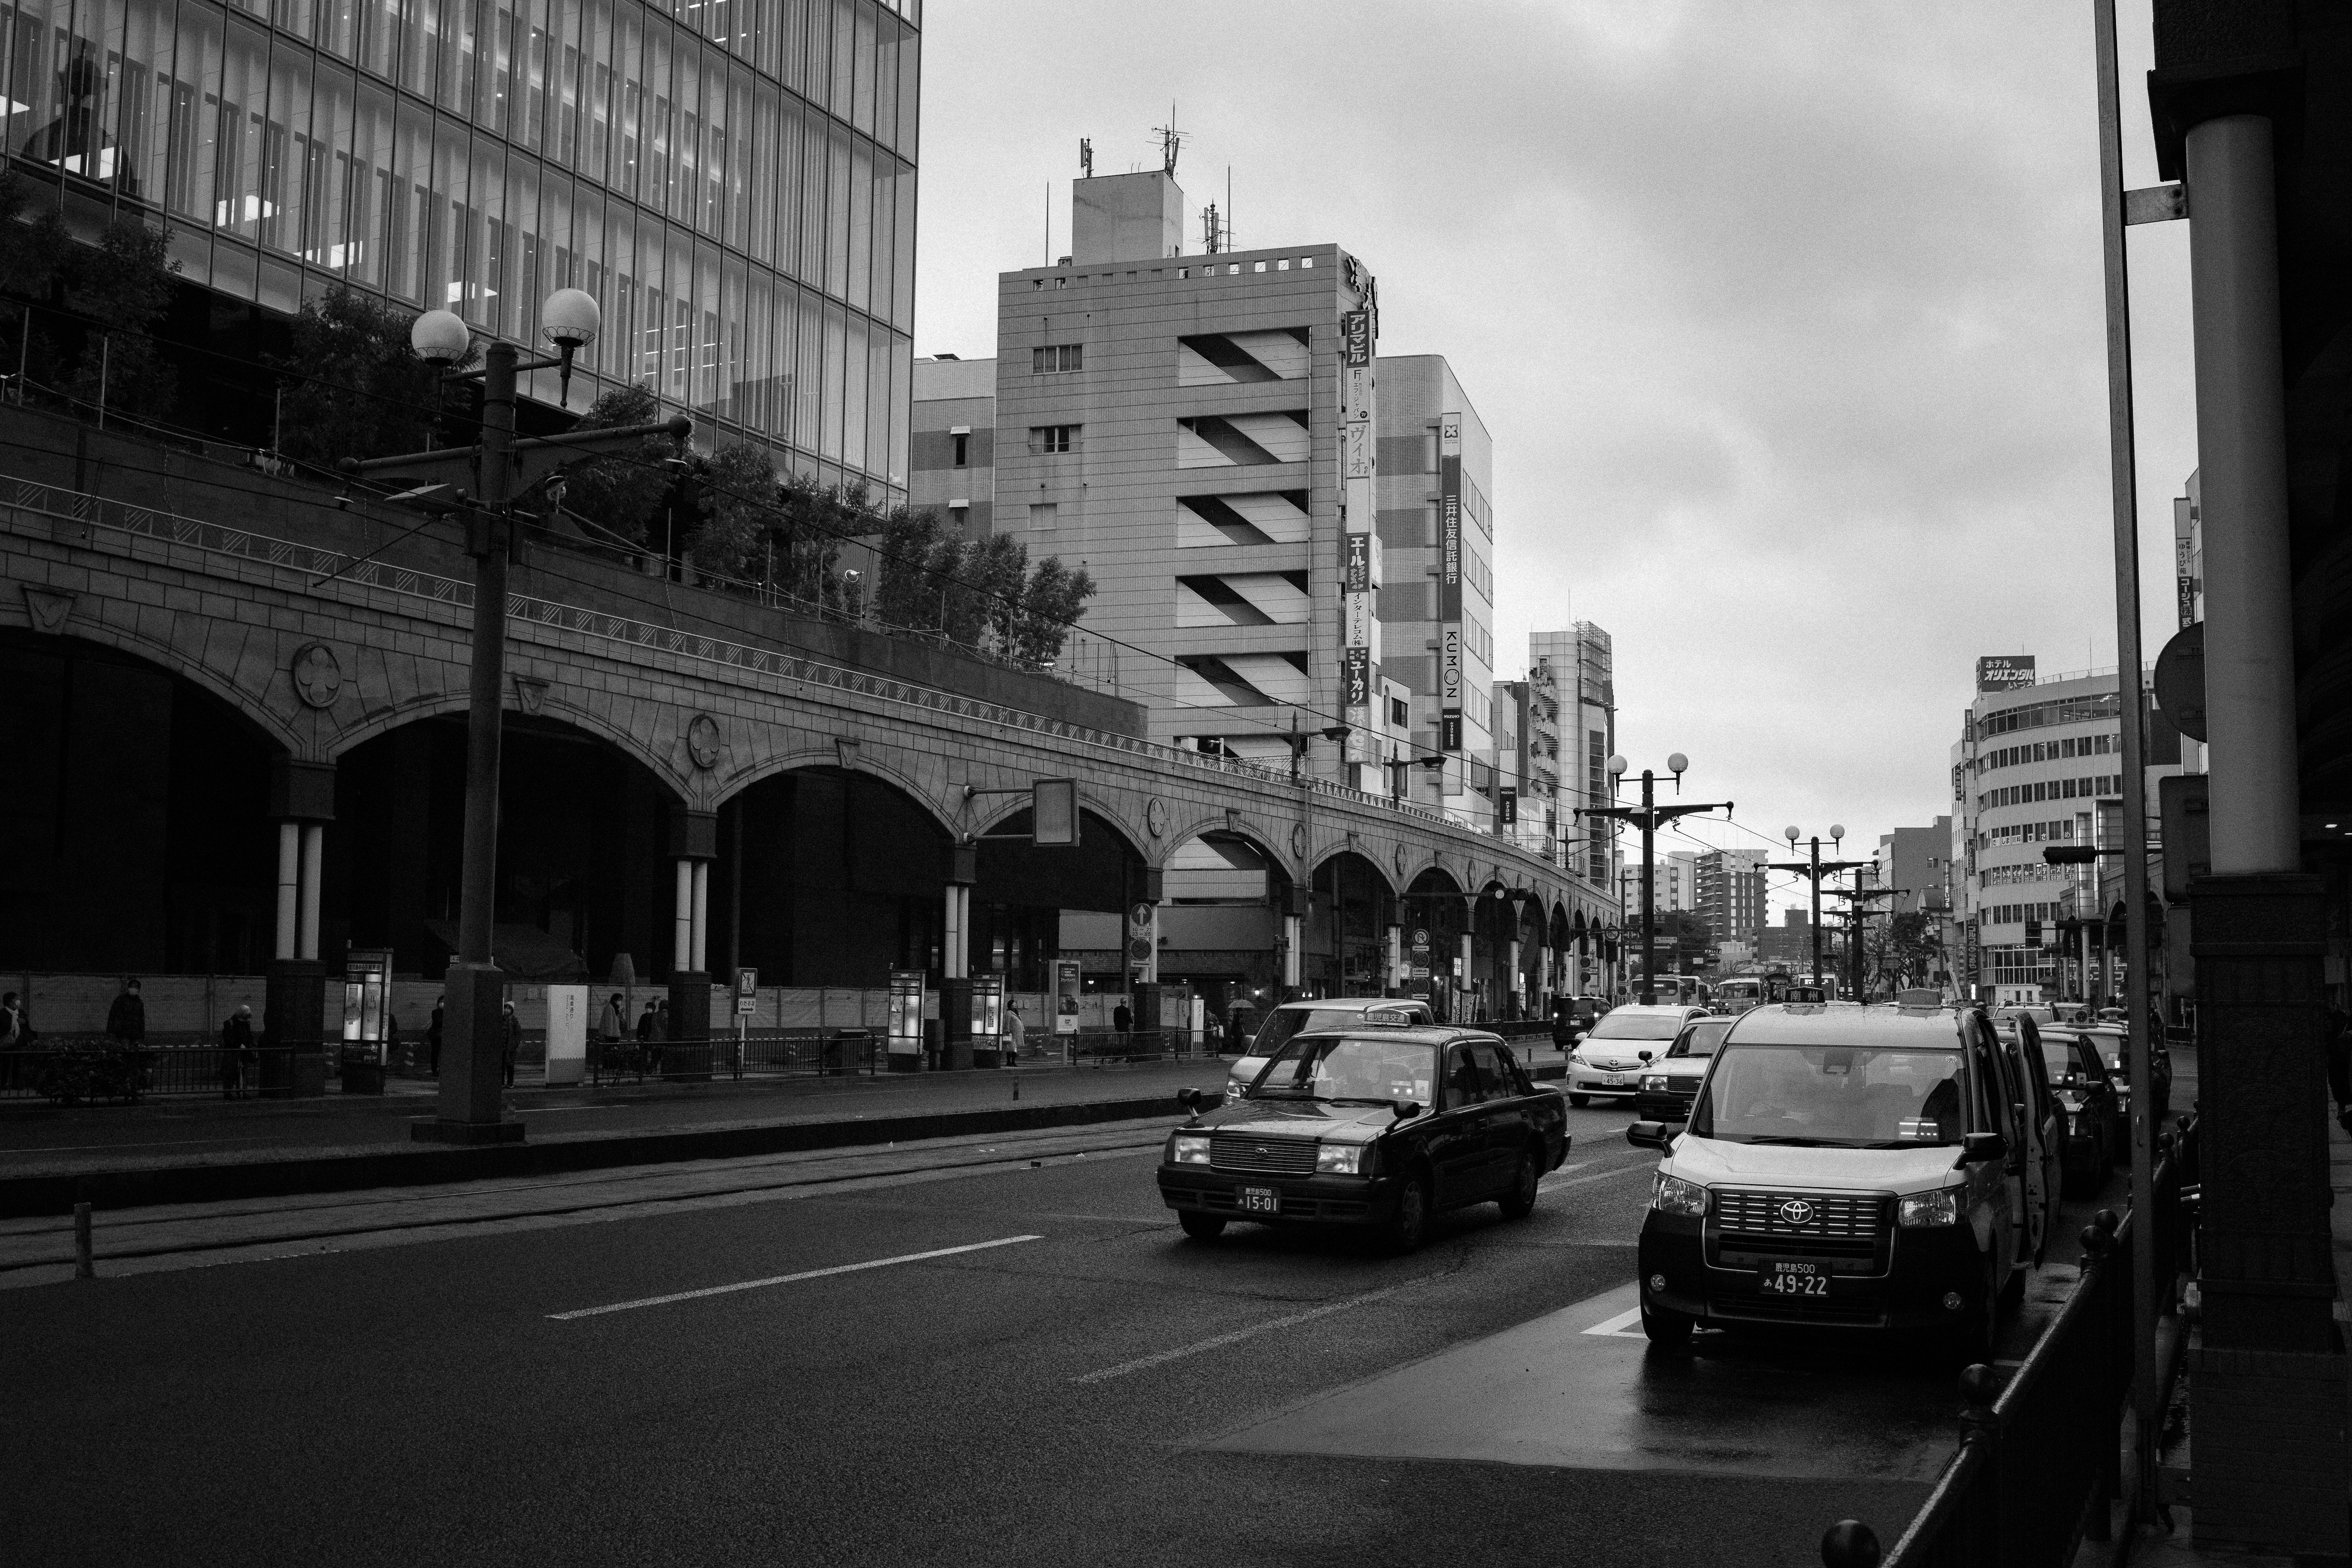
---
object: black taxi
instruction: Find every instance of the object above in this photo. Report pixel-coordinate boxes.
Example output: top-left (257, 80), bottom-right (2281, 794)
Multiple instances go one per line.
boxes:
top-left (1157, 1025), bottom-right (1571, 1254)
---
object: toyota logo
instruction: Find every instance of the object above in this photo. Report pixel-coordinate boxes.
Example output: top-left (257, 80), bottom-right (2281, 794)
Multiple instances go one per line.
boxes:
top-left (1778, 1199), bottom-right (1817, 1226)
top-left (1254, 1145), bottom-right (1269, 1157)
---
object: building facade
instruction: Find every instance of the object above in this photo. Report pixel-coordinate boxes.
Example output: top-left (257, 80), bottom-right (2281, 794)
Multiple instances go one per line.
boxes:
top-left (1531, 623), bottom-right (1617, 900)
top-left (1658, 849), bottom-right (1697, 914)
top-left (909, 353), bottom-right (993, 537)
top-left (2, 0), bottom-right (919, 499)
top-left (1695, 848), bottom-right (1766, 949)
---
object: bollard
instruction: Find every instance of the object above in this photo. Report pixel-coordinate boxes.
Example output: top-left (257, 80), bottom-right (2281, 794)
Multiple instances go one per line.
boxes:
top-left (73, 1201), bottom-right (93, 1279)
top-left (1819, 1519), bottom-right (1881, 1567)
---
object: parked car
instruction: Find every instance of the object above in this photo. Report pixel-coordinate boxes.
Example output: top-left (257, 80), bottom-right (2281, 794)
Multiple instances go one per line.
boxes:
top-left (2034, 1027), bottom-right (2122, 1192)
top-left (1628, 1001), bottom-right (2056, 1358)
top-left (1224, 997), bottom-right (1433, 1099)
top-left (1161, 1026), bottom-right (1571, 1253)
top-left (2081, 1023), bottom-right (2172, 1125)
top-left (1632, 1016), bottom-right (1735, 1122)
top-left (1568, 1004), bottom-right (1709, 1107)
top-left (1988, 1015), bottom-right (2065, 1266)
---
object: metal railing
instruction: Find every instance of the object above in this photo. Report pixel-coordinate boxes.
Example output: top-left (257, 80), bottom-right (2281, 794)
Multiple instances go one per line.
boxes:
top-left (1822, 1115), bottom-right (2199, 1568)
top-left (0, 1042), bottom-right (292, 1103)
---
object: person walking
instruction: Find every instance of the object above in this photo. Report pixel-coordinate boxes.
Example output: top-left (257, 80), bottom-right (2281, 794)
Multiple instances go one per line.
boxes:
top-left (500, 1000), bottom-right (522, 1088)
top-left (106, 977), bottom-right (146, 1046)
top-left (1003, 1000), bottom-right (1026, 1062)
top-left (2, 990), bottom-right (31, 1090)
top-left (1112, 999), bottom-right (1133, 1048)
top-left (428, 996), bottom-right (445, 1077)
top-left (219, 1004), bottom-right (256, 1099)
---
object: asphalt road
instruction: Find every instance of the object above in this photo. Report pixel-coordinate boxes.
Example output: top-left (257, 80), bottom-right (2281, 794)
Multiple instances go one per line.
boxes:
top-left (0, 1095), bottom-right (2124, 1568)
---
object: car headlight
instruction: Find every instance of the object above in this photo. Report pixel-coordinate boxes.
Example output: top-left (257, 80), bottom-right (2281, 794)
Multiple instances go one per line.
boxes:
top-left (1898, 1187), bottom-right (1962, 1228)
top-left (1315, 1143), bottom-right (1364, 1175)
top-left (1170, 1133), bottom-right (1211, 1166)
top-left (1650, 1173), bottom-right (1706, 1217)
top-left (1640, 1075), bottom-right (1669, 1093)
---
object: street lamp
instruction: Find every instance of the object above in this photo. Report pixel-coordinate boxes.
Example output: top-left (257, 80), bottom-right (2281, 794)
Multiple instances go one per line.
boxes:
top-left (1773, 825), bottom-right (1869, 994)
top-left (1577, 755), bottom-right (1729, 1006)
top-left (346, 293), bottom-right (691, 1145)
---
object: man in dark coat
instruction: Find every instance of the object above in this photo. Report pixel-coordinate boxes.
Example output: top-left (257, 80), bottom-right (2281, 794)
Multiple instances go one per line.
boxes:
top-left (500, 1000), bottom-right (522, 1088)
top-left (106, 978), bottom-right (145, 1045)
top-left (219, 1004), bottom-right (256, 1099)
top-left (1113, 1001), bottom-right (1133, 1043)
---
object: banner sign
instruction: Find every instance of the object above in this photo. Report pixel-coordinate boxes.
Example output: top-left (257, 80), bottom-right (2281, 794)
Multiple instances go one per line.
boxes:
top-left (1977, 655), bottom-right (2035, 692)
top-left (1342, 647), bottom-right (1370, 707)
top-left (1438, 416), bottom-right (1463, 758)
top-left (1341, 309), bottom-right (1372, 367)
top-left (1340, 310), bottom-right (1380, 752)
top-left (1498, 787), bottom-right (1517, 826)
top-left (1344, 533), bottom-right (1370, 593)
top-left (1052, 959), bottom-right (1083, 1035)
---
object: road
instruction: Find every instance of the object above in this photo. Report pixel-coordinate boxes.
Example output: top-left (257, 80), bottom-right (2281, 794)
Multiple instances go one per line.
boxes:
top-left (0, 1096), bottom-right (2121, 1568)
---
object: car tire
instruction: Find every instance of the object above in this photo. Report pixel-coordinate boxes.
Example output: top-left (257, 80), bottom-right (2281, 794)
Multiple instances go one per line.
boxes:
top-left (1178, 1212), bottom-right (1226, 1240)
top-left (1383, 1174), bottom-right (1431, 1256)
top-left (1498, 1148), bottom-right (1540, 1219)
top-left (1641, 1298), bottom-right (1695, 1348)
top-left (1568, 1093), bottom-right (1591, 1109)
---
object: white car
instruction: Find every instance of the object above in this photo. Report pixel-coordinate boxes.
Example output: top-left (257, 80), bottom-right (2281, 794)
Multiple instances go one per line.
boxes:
top-left (1225, 998), bottom-right (1433, 1098)
top-left (1567, 1004), bottom-right (1710, 1107)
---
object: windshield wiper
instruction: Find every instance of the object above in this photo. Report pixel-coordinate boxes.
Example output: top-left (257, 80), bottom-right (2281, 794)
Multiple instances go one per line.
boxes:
top-left (1737, 1135), bottom-right (1831, 1147)
top-left (1323, 1096), bottom-right (1396, 1106)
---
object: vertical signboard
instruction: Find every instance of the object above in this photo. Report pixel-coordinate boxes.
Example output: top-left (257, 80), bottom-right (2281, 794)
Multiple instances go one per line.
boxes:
top-left (1438, 416), bottom-right (1463, 756)
top-left (887, 969), bottom-right (925, 1058)
top-left (1407, 927), bottom-right (1433, 1000)
top-left (1052, 958), bottom-right (1083, 1035)
top-left (1340, 306), bottom-right (1377, 769)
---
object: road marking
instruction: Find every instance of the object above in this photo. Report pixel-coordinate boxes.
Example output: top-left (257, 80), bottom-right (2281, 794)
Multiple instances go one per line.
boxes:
top-left (1545, 1161), bottom-right (1653, 1192)
top-left (1073, 1283), bottom-right (1407, 1385)
top-left (1582, 1305), bottom-right (1647, 1338)
top-left (548, 1234), bottom-right (1043, 1320)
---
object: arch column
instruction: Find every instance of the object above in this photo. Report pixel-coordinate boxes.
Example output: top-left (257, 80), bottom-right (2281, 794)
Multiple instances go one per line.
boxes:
top-left (263, 757), bottom-right (335, 1098)
top-left (666, 808), bottom-right (717, 1076)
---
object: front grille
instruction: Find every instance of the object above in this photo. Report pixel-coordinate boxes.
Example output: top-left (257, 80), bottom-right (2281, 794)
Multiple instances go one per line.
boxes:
top-left (1210, 1136), bottom-right (1317, 1176)
top-left (1710, 1294), bottom-right (1886, 1328)
top-left (1713, 1189), bottom-right (1886, 1243)
top-left (1719, 1234), bottom-right (1879, 1260)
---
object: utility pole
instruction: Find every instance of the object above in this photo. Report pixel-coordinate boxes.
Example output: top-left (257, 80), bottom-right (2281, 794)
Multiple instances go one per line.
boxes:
top-left (343, 293), bottom-right (688, 1145)
top-left (1830, 874), bottom-right (1896, 1000)
top-left (1771, 827), bottom-right (1871, 994)
top-left (1576, 753), bottom-right (1729, 1006)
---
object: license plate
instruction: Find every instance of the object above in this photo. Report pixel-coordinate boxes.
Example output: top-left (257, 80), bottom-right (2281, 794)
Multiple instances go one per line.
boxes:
top-left (1604, 1073), bottom-right (1624, 1087)
top-left (1762, 1262), bottom-right (1828, 1296)
top-left (1240, 1187), bottom-right (1282, 1215)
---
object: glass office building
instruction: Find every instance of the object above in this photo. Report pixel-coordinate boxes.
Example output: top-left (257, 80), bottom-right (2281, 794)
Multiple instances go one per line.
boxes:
top-left (2, 0), bottom-right (917, 498)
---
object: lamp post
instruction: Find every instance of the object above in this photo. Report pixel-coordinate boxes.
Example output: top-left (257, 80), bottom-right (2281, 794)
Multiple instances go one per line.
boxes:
top-left (341, 292), bottom-right (692, 1144)
top-left (1770, 826), bottom-right (1871, 995)
top-left (1575, 754), bottom-right (1730, 1007)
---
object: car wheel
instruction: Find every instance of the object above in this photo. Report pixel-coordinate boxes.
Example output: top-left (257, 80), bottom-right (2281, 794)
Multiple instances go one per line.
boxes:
top-left (1498, 1148), bottom-right (1540, 1219)
top-left (1178, 1212), bottom-right (1226, 1240)
top-left (1384, 1174), bottom-right (1431, 1256)
top-left (1641, 1298), bottom-right (1695, 1348)
top-left (1568, 1093), bottom-right (1590, 1109)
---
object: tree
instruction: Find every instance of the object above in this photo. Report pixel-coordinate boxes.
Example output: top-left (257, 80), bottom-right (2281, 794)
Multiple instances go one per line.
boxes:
top-left (0, 173), bottom-right (178, 422)
top-left (559, 383), bottom-right (679, 548)
top-left (1008, 554), bottom-right (1096, 667)
top-left (273, 284), bottom-right (447, 467)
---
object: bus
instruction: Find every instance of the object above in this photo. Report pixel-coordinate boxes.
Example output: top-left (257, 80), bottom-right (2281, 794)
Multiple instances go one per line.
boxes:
top-left (1715, 977), bottom-right (1767, 1014)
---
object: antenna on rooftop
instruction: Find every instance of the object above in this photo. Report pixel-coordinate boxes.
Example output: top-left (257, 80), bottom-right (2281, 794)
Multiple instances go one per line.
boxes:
top-left (1153, 104), bottom-right (1182, 176)
top-left (1079, 137), bottom-right (1092, 179)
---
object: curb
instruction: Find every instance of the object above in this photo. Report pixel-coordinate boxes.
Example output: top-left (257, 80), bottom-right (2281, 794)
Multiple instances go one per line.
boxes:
top-left (0, 1095), bottom-right (1183, 1220)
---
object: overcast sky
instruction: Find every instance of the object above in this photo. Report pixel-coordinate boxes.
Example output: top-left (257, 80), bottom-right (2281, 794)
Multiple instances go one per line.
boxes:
top-left (912, 1), bottom-right (2194, 915)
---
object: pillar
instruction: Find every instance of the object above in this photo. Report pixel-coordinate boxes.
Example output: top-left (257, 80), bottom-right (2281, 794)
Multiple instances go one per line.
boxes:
top-left (1458, 932), bottom-right (1474, 1021)
top-left (2169, 95), bottom-right (2347, 1555)
top-left (942, 842), bottom-right (974, 1069)
top-left (263, 758), bottom-right (334, 1098)
top-left (1386, 924), bottom-right (1402, 998)
top-left (665, 808), bottom-right (717, 1079)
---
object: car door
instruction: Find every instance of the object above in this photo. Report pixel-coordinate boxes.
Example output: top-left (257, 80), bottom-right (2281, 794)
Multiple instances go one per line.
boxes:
top-left (2000, 1021), bottom-right (2059, 1265)
top-left (1426, 1044), bottom-right (1494, 1204)
top-left (1971, 1020), bottom-right (2028, 1272)
top-left (1468, 1041), bottom-right (1526, 1183)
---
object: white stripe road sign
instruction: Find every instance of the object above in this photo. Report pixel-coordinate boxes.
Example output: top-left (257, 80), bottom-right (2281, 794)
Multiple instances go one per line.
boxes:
top-left (548, 1234), bottom-right (1044, 1320)
top-left (1074, 1283), bottom-right (1413, 1386)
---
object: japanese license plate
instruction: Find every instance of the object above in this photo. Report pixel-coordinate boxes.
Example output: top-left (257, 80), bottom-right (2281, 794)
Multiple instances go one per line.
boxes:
top-left (1761, 1261), bottom-right (1829, 1296)
top-left (1604, 1073), bottom-right (1625, 1087)
top-left (1240, 1187), bottom-right (1282, 1215)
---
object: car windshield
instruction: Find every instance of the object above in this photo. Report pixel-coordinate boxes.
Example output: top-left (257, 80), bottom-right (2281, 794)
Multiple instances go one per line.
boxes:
top-left (2037, 1037), bottom-right (2089, 1083)
top-left (1672, 1019), bottom-right (1734, 1059)
top-left (1249, 1006), bottom-right (1416, 1057)
top-left (1591, 1012), bottom-right (1683, 1041)
top-left (1254, 1035), bottom-right (1440, 1103)
top-left (1690, 1042), bottom-right (1973, 1147)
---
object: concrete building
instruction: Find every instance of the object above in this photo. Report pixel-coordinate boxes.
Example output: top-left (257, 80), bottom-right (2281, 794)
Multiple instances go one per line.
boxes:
top-left (1758, 909), bottom-right (1812, 968)
top-left (1659, 850), bottom-right (1698, 914)
top-left (1520, 656), bottom-right (1565, 864)
top-left (1875, 819), bottom-right (1953, 917)
top-left (0, 0), bottom-right (921, 500)
top-left (1695, 849), bottom-right (1767, 949)
top-left (1951, 665), bottom-right (2180, 1005)
top-left (1532, 623), bottom-right (1618, 901)
top-left (910, 356), bottom-right (997, 539)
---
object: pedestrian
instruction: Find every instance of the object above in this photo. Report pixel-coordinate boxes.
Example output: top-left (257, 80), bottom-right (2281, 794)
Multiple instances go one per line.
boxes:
top-left (1004, 1000), bottom-right (1026, 1061)
top-left (106, 977), bottom-right (146, 1045)
top-left (428, 996), bottom-right (445, 1077)
top-left (647, 999), bottom-right (669, 1076)
top-left (1, 990), bottom-right (29, 1090)
top-left (383, 1008), bottom-right (401, 1074)
top-left (219, 1004), bottom-right (256, 1099)
top-left (500, 1000), bottom-right (521, 1088)
top-left (1113, 1000), bottom-right (1133, 1044)
top-left (602, 992), bottom-right (628, 1044)
top-left (1226, 1002), bottom-right (1251, 1057)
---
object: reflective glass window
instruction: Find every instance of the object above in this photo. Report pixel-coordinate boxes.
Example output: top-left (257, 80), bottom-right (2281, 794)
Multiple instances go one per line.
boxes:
top-left (826, 0), bottom-right (847, 112)
top-left (863, 316), bottom-right (886, 475)
top-left (261, 40), bottom-right (315, 255)
top-left (215, 18), bottom-right (269, 238)
top-left (663, 224), bottom-right (691, 396)
top-left (115, 0), bottom-right (176, 204)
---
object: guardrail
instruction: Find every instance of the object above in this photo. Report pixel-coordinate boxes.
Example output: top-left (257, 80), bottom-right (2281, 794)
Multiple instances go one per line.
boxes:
top-left (0, 1042), bottom-right (292, 1103)
top-left (1821, 1115), bottom-right (2199, 1568)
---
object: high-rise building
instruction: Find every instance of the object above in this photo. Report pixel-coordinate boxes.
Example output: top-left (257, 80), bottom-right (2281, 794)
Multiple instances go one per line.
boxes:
top-left (1531, 623), bottom-right (1617, 897)
top-left (1695, 848), bottom-right (1767, 949)
top-left (2, 0), bottom-right (920, 499)
top-left (1659, 850), bottom-right (1698, 914)
top-left (910, 355), bottom-right (995, 538)
top-left (1876, 821), bottom-right (1953, 917)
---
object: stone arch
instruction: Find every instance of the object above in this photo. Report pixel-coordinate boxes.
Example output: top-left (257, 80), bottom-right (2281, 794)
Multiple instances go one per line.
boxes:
top-left (714, 745), bottom-right (959, 838)
top-left (1309, 842), bottom-right (1401, 900)
top-left (329, 688), bottom-right (693, 801)
top-left (1158, 805), bottom-right (1292, 871)
top-left (23, 611), bottom-right (307, 757)
top-left (972, 786), bottom-right (1149, 860)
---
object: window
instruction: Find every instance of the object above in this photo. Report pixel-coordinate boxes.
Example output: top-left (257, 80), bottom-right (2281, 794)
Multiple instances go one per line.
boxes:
top-left (1029, 503), bottom-right (1058, 527)
top-left (1389, 695), bottom-right (1409, 728)
top-left (1032, 343), bottom-right (1083, 374)
top-left (952, 432), bottom-right (968, 466)
top-left (1029, 425), bottom-right (1077, 454)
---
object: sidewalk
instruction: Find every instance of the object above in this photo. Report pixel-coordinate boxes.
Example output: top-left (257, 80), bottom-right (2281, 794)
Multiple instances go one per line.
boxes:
top-left (0, 1054), bottom-right (1232, 1217)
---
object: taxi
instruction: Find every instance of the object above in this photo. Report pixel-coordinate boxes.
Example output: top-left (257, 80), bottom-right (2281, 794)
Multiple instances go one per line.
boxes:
top-left (1159, 1026), bottom-right (1570, 1254)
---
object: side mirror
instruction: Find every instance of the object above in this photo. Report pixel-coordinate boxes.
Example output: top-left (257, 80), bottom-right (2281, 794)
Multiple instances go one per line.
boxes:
top-left (1962, 1132), bottom-right (2008, 1163)
top-left (1626, 1120), bottom-right (1671, 1150)
top-left (1176, 1087), bottom-right (1212, 1115)
top-left (1390, 1099), bottom-right (1424, 1122)
top-left (1638, 1050), bottom-right (1654, 1064)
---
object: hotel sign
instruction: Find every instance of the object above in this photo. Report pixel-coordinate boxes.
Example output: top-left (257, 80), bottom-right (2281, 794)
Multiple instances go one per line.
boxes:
top-left (1977, 655), bottom-right (2035, 692)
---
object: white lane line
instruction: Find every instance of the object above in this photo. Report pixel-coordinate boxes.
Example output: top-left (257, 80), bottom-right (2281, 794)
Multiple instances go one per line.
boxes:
top-left (548, 1234), bottom-right (1043, 1320)
top-left (1074, 1283), bottom-right (1407, 1385)
top-left (1546, 1161), bottom-right (1654, 1192)
top-left (1582, 1305), bottom-right (1646, 1338)
top-left (1537, 1161), bottom-right (1593, 1186)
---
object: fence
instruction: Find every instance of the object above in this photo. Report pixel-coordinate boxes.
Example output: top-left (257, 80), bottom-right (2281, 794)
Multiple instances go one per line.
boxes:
top-left (1824, 1115), bottom-right (2200, 1568)
top-left (0, 1041), bottom-right (293, 1104)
